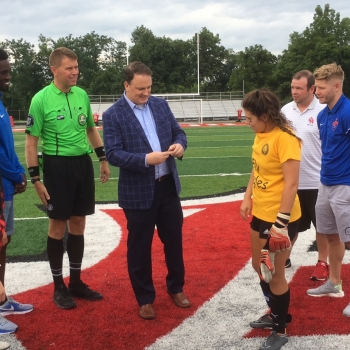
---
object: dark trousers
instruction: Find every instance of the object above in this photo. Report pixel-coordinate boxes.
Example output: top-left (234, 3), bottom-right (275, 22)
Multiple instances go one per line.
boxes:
top-left (123, 176), bottom-right (185, 306)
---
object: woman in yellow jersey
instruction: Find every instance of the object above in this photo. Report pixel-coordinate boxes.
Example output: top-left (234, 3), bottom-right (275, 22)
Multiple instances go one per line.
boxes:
top-left (240, 89), bottom-right (301, 350)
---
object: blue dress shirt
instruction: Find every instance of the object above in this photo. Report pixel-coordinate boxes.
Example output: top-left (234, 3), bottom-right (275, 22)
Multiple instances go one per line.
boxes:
top-left (124, 92), bottom-right (170, 179)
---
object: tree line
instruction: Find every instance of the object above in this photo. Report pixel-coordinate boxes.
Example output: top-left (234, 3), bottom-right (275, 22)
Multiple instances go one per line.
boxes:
top-left (1, 4), bottom-right (350, 113)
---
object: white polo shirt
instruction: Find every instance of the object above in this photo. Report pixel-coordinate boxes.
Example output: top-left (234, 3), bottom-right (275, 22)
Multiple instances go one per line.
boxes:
top-left (281, 96), bottom-right (325, 189)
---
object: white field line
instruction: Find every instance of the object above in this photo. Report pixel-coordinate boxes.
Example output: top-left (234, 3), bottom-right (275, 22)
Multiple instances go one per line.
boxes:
top-left (89, 173), bottom-right (251, 181)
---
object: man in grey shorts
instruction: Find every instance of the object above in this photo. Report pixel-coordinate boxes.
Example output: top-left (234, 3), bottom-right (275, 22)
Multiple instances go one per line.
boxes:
top-left (306, 63), bottom-right (350, 317)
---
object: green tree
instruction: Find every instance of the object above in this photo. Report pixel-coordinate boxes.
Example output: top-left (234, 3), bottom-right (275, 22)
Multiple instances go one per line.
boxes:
top-left (271, 4), bottom-right (350, 101)
top-left (190, 27), bottom-right (236, 92)
top-left (0, 38), bottom-right (44, 110)
top-left (228, 45), bottom-right (277, 93)
top-left (129, 26), bottom-right (195, 93)
top-left (89, 39), bottom-right (127, 96)
top-left (51, 31), bottom-right (118, 93)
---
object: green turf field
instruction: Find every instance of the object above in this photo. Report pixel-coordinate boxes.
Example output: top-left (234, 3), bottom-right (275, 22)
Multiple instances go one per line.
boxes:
top-left (9, 125), bottom-right (254, 257)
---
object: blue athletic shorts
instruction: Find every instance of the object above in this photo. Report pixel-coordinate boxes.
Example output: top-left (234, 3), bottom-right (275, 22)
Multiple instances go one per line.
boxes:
top-left (3, 200), bottom-right (14, 235)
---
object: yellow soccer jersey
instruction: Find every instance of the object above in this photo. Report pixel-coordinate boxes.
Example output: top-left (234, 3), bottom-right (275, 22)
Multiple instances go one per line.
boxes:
top-left (251, 127), bottom-right (301, 223)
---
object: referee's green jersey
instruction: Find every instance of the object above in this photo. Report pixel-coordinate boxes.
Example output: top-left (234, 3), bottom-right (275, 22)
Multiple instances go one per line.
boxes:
top-left (26, 82), bottom-right (94, 156)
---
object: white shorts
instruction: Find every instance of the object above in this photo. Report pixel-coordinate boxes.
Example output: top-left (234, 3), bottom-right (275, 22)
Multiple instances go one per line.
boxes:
top-left (315, 184), bottom-right (350, 242)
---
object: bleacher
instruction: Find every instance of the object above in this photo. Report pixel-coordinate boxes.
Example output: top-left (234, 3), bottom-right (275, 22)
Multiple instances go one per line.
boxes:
top-left (90, 93), bottom-right (244, 123)
top-left (91, 99), bottom-right (244, 123)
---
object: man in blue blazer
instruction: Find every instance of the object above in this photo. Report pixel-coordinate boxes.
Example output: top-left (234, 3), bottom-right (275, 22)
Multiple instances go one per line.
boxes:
top-left (103, 62), bottom-right (190, 320)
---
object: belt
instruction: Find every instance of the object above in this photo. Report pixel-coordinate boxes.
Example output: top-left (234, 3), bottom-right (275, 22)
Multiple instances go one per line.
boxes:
top-left (156, 174), bottom-right (170, 182)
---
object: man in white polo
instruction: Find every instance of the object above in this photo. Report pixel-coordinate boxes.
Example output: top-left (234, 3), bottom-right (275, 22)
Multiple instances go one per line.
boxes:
top-left (282, 70), bottom-right (328, 281)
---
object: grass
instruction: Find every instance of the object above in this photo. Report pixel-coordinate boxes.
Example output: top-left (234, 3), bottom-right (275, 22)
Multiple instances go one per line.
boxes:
top-left (9, 125), bottom-right (254, 257)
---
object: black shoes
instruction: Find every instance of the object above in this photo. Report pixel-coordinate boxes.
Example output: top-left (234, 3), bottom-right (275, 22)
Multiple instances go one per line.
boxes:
top-left (53, 282), bottom-right (103, 309)
top-left (53, 285), bottom-right (77, 309)
top-left (68, 281), bottom-right (103, 301)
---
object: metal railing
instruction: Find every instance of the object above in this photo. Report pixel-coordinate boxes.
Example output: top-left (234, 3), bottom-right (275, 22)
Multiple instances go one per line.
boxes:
top-left (8, 91), bottom-right (245, 121)
top-left (88, 91), bottom-right (244, 103)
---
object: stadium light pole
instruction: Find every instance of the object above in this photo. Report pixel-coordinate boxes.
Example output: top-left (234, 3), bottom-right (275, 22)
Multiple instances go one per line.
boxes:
top-left (197, 33), bottom-right (200, 95)
top-left (126, 36), bottom-right (129, 66)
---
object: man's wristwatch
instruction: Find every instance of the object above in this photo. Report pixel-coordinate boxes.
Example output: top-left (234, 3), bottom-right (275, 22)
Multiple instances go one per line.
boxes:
top-left (31, 178), bottom-right (40, 184)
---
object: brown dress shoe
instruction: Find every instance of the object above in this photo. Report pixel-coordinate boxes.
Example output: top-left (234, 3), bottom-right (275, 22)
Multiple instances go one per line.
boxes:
top-left (139, 304), bottom-right (156, 320)
top-left (167, 291), bottom-right (191, 308)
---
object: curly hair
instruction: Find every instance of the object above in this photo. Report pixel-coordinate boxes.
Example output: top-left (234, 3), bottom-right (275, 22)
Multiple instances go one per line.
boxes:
top-left (242, 88), bottom-right (301, 142)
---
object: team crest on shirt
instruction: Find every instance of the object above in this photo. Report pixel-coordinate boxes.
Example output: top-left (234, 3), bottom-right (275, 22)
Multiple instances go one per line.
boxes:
top-left (26, 115), bottom-right (34, 127)
top-left (307, 117), bottom-right (314, 125)
top-left (78, 113), bottom-right (87, 126)
top-left (261, 143), bottom-right (269, 155)
top-left (332, 118), bottom-right (339, 131)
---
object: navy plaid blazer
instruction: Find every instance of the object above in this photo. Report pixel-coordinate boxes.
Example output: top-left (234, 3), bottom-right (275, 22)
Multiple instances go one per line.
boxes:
top-left (103, 94), bottom-right (187, 209)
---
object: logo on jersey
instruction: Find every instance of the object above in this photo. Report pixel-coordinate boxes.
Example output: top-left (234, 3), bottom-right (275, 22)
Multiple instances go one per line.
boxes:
top-left (78, 113), bottom-right (87, 126)
top-left (26, 115), bottom-right (34, 127)
top-left (332, 118), bottom-right (339, 131)
top-left (308, 117), bottom-right (314, 125)
top-left (261, 144), bottom-right (269, 155)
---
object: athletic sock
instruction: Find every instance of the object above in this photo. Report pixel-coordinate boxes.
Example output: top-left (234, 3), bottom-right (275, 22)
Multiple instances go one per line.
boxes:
top-left (269, 288), bottom-right (290, 334)
top-left (47, 236), bottom-right (65, 289)
top-left (67, 233), bottom-right (84, 287)
top-left (259, 280), bottom-right (271, 308)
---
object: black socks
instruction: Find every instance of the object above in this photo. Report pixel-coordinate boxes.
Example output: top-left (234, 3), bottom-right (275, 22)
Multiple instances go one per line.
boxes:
top-left (67, 233), bottom-right (84, 287)
top-left (269, 288), bottom-right (290, 333)
top-left (47, 236), bottom-right (64, 289)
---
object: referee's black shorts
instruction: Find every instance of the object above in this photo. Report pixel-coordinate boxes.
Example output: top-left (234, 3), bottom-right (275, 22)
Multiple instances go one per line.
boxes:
top-left (297, 189), bottom-right (318, 232)
top-left (43, 154), bottom-right (95, 220)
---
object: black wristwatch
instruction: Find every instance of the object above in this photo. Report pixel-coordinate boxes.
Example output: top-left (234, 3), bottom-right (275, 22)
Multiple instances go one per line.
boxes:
top-left (31, 178), bottom-right (40, 184)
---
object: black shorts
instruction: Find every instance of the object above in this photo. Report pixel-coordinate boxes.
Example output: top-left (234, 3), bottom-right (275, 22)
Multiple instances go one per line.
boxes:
top-left (250, 216), bottom-right (300, 242)
top-left (297, 189), bottom-right (317, 232)
top-left (43, 154), bottom-right (95, 220)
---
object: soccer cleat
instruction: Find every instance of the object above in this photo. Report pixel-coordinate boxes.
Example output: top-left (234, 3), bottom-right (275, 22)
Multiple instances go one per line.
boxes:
top-left (285, 259), bottom-right (291, 269)
top-left (259, 249), bottom-right (276, 283)
top-left (0, 314), bottom-right (18, 334)
top-left (68, 281), bottom-right (103, 301)
top-left (259, 331), bottom-right (288, 350)
top-left (307, 279), bottom-right (344, 298)
top-left (250, 313), bottom-right (292, 329)
top-left (53, 285), bottom-right (77, 309)
top-left (310, 261), bottom-right (329, 281)
top-left (343, 303), bottom-right (350, 317)
top-left (0, 296), bottom-right (33, 316)
top-left (250, 314), bottom-right (274, 329)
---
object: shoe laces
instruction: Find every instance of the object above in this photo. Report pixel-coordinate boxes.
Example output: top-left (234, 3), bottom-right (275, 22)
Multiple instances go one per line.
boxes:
top-left (260, 250), bottom-right (275, 271)
top-left (266, 330), bottom-right (287, 344)
top-left (77, 281), bottom-right (90, 289)
top-left (57, 286), bottom-right (71, 298)
top-left (6, 297), bottom-right (20, 306)
top-left (264, 331), bottom-right (278, 345)
top-left (314, 261), bottom-right (328, 274)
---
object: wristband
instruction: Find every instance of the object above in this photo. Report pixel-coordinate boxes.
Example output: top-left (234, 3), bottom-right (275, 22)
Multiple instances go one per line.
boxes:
top-left (94, 146), bottom-right (106, 158)
top-left (31, 178), bottom-right (40, 184)
top-left (28, 166), bottom-right (40, 177)
top-left (274, 212), bottom-right (290, 228)
top-left (99, 157), bottom-right (107, 162)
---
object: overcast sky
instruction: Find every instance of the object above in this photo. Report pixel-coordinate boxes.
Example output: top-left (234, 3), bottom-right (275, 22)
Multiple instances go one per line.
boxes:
top-left (1, 1), bottom-right (349, 55)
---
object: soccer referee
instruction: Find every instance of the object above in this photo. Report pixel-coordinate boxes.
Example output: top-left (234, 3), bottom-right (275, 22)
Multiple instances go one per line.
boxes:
top-left (25, 47), bottom-right (110, 309)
